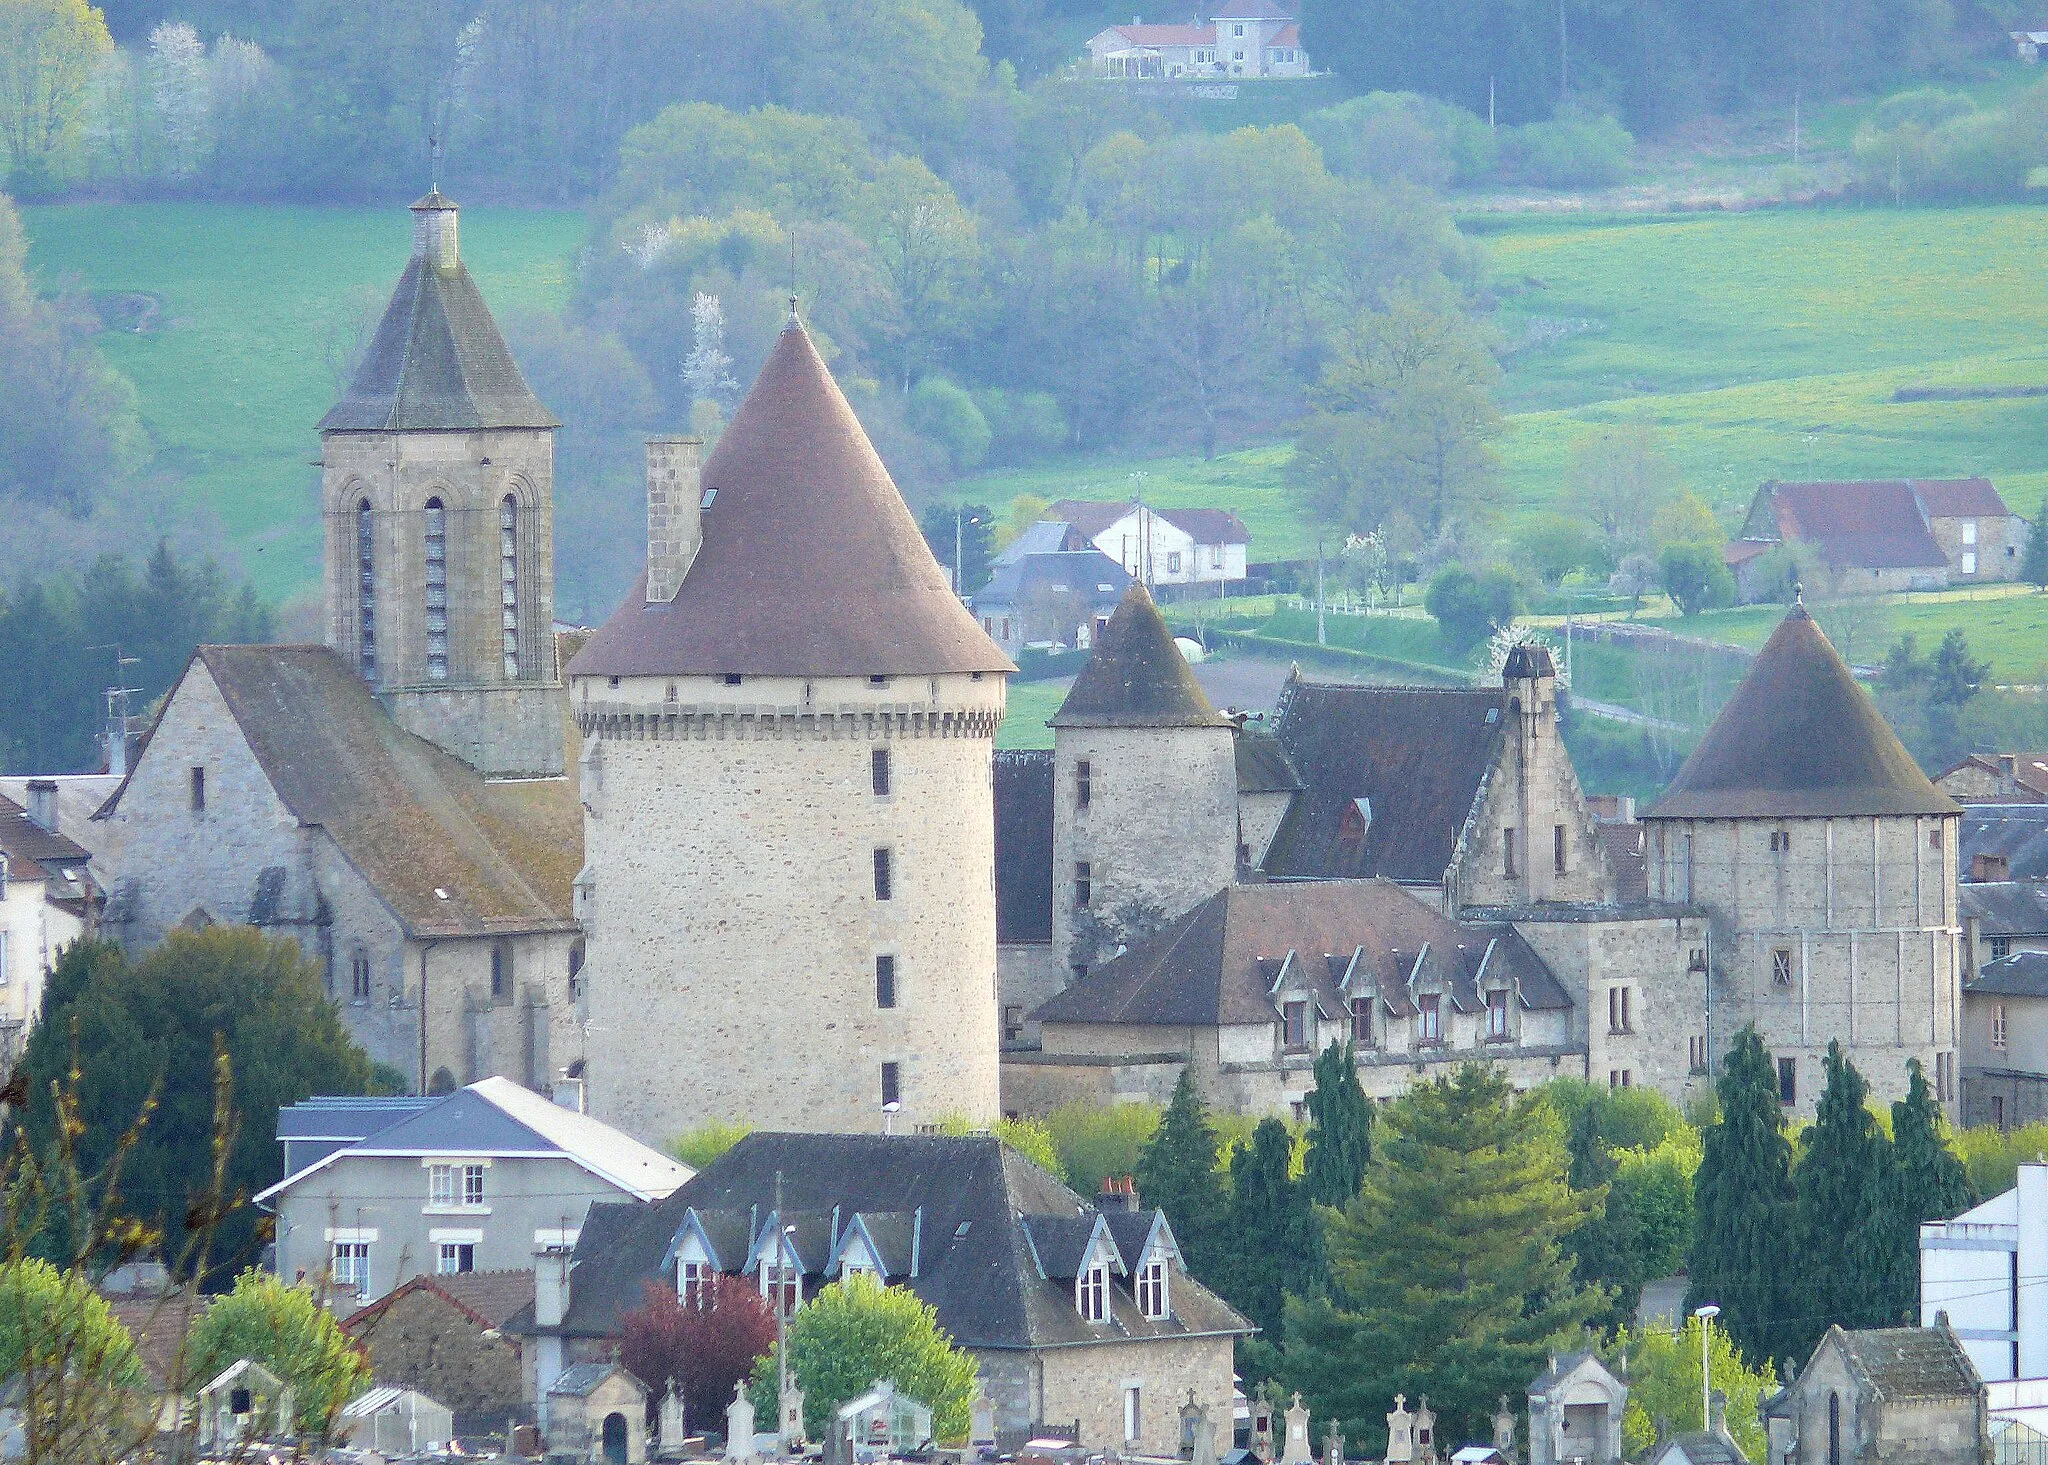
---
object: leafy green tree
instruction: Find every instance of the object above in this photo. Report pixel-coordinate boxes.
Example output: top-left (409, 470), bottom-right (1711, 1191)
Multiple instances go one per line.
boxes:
top-left (752, 1273), bottom-right (980, 1443)
top-left (1425, 565), bottom-right (1520, 651)
top-left (1220, 1117), bottom-right (1318, 1338)
top-left (671, 1119), bottom-right (754, 1171)
top-left (1564, 425), bottom-right (1680, 551)
top-left (15, 930), bottom-right (376, 1273)
top-left (0, 1258), bottom-right (149, 1455)
top-left (918, 501), bottom-right (995, 597)
top-left (1282, 1065), bottom-right (1603, 1450)
top-left (0, 0), bottom-right (112, 190)
top-left (1881, 1058), bottom-right (1975, 1323)
top-left (1928, 628), bottom-right (1989, 707)
top-left (1043, 1100), bottom-right (1160, 1197)
top-left (1304, 1040), bottom-right (1374, 1207)
top-left (1135, 1071), bottom-right (1229, 1280)
top-left (1659, 542), bottom-right (1735, 616)
top-left (1611, 1315), bottom-right (1776, 1460)
top-left (1689, 1027), bottom-right (1795, 1366)
top-left (2023, 499), bottom-right (2048, 589)
top-left (185, 1269), bottom-right (372, 1434)
top-left (907, 379), bottom-right (992, 474)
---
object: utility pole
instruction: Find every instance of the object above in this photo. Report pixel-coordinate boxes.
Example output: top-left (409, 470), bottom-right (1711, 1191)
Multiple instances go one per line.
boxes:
top-left (775, 1169), bottom-right (791, 1453)
top-left (1558, 0), bottom-right (1568, 102)
top-left (1316, 535), bottom-right (1326, 647)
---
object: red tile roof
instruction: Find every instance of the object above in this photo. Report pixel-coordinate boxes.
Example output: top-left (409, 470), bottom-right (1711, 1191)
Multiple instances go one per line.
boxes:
top-left (0, 792), bottom-right (90, 882)
top-left (344, 1271), bottom-right (537, 1337)
top-left (571, 322), bottom-right (1012, 680)
top-left (1105, 22), bottom-right (1213, 45)
top-left (1760, 480), bottom-right (1949, 571)
top-left (1913, 476), bottom-right (2011, 518)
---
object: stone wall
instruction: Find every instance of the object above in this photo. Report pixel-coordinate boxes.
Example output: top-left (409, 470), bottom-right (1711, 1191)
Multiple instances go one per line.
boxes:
top-left (1926, 513), bottom-right (2025, 583)
top-left (346, 1285), bottom-right (528, 1426)
top-left (321, 426), bottom-right (564, 778)
top-left (1051, 724), bottom-right (1237, 976)
top-left (1452, 669), bottom-right (1611, 911)
top-left (1649, 814), bottom-right (1961, 1115)
top-left (576, 671), bottom-right (1005, 1144)
top-left (1036, 1334), bottom-right (1236, 1456)
top-left (999, 941), bottom-right (1066, 1046)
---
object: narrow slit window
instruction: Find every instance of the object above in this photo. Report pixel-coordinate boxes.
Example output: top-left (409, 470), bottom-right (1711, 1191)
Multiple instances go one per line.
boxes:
top-left (1076, 759), bottom-right (1092, 808)
top-left (876, 954), bottom-right (897, 1009)
top-left (424, 498), bottom-right (448, 682)
top-left (871, 748), bottom-right (892, 796)
top-left (500, 495), bottom-right (520, 679)
top-left (1503, 827), bottom-right (1517, 877)
top-left (1553, 824), bottom-right (1567, 874)
top-left (190, 766), bottom-right (206, 812)
top-left (1074, 860), bottom-right (1092, 909)
top-left (881, 1061), bottom-right (901, 1107)
top-left (873, 848), bottom-right (893, 902)
top-left (356, 499), bottom-right (377, 680)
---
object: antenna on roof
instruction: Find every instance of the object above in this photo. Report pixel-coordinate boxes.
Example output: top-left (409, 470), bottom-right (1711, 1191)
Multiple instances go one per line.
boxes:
top-left (788, 231), bottom-right (799, 324)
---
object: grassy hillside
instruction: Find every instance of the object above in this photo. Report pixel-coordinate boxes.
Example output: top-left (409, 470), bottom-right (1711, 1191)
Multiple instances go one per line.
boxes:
top-left (20, 202), bottom-right (586, 601)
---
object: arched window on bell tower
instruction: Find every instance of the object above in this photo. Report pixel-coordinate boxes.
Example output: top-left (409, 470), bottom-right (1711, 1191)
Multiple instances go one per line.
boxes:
top-left (425, 497), bottom-right (449, 682)
top-left (500, 494), bottom-right (520, 679)
top-left (356, 498), bottom-right (377, 682)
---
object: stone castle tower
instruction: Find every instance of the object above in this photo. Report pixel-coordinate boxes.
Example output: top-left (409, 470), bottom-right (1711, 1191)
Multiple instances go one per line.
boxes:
top-left (568, 318), bottom-right (1014, 1142)
top-left (1642, 603), bottom-right (1963, 1114)
top-left (319, 192), bottom-right (565, 778)
top-left (1049, 586), bottom-right (1238, 978)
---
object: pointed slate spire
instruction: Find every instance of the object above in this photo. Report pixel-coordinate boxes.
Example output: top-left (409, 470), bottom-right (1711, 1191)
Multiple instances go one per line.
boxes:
top-left (1646, 604), bottom-right (1958, 818)
top-left (1051, 585), bottom-right (1228, 728)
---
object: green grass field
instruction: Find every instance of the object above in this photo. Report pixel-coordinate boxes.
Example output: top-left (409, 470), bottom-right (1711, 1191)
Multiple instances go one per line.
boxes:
top-left (20, 202), bottom-right (587, 599)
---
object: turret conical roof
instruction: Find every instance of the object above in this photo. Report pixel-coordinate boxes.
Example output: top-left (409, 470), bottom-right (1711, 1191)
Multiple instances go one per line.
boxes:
top-left (571, 321), bottom-right (1011, 679)
top-left (320, 194), bottom-right (556, 433)
top-left (1644, 605), bottom-right (1958, 819)
top-left (1051, 585), bottom-right (1228, 728)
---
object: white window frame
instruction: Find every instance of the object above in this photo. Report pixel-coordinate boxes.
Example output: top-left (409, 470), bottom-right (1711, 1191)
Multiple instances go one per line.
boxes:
top-left (331, 1241), bottom-right (370, 1294)
top-left (0, 928), bottom-right (8, 987)
top-left (428, 1163), bottom-right (455, 1207)
top-left (462, 1163), bottom-right (485, 1207)
top-left (1124, 1385), bottom-right (1142, 1442)
top-left (680, 1259), bottom-right (710, 1308)
top-left (1078, 1264), bottom-right (1108, 1322)
top-left (1993, 1002), bottom-right (2009, 1051)
top-left (1136, 1257), bottom-right (1169, 1320)
top-left (437, 1241), bottom-right (475, 1274)
top-left (1418, 994), bottom-right (1441, 1043)
top-left (1963, 550), bottom-right (1979, 575)
top-left (1486, 988), bottom-right (1510, 1040)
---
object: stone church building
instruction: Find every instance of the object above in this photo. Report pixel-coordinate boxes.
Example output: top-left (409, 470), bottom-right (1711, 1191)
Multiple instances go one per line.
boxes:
top-left (567, 316), bottom-right (1013, 1144)
top-left (92, 194), bottom-right (585, 1093)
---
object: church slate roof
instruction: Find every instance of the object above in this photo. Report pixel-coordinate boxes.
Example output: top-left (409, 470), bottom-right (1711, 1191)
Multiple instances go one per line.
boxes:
top-left (1645, 606), bottom-right (1958, 820)
top-left (1050, 586), bottom-right (1229, 729)
top-left (1263, 678), bottom-right (1505, 882)
top-left (518, 1133), bottom-right (1250, 1351)
top-left (1031, 879), bottom-right (1568, 1029)
top-left (99, 645), bottom-right (580, 938)
top-left (570, 322), bottom-right (1011, 680)
top-left (994, 750), bottom-right (1054, 944)
top-left (319, 194), bottom-right (557, 433)
top-left (1819, 1323), bottom-right (1981, 1402)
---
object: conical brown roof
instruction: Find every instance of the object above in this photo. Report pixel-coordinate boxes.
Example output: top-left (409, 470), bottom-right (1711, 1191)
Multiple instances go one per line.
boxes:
top-left (571, 322), bottom-right (1011, 679)
top-left (1050, 586), bottom-right (1228, 728)
top-left (1645, 606), bottom-right (1958, 819)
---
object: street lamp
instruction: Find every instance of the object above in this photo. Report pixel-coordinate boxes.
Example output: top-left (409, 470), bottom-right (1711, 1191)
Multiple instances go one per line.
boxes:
top-left (1694, 1304), bottom-right (1721, 1433)
top-left (954, 509), bottom-right (983, 597)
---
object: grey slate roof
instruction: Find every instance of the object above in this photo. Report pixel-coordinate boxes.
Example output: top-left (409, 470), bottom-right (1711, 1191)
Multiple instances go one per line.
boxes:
top-left (1051, 586), bottom-right (1229, 729)
top-left (0, 793), bottom-right (91, 883)
top-left (1032, 879), bottom-right (1569, 1029)
top-left (994, 750), bottom-right (1054, 944)
top-left (993, 521), bottom-right (1088, 566)
top-left (524, 1133), bottom-right (1249, 1351)
top-left (99, 646), bottom-right (581, 940)
top-left (972, 551), bottom-right (1131, 615)
top-left (1967, 951), bottom-right (2048, 997)
top-left (320, 194), bottom-right (557, 433)
top-left (1825, 1323), bottom-right (1981, 1401)
top-left (1964, 806), bottom-right (2048, 881)
top-left (1645, 607), bottom-right (1958, 820)
top-left (549, 1362), bottom-right (641, 1398)
top-left (1960, 880), bottom-right (2048, 935)
top-left (1234, 729), bottom-right (1301, 794)
top-left (1648, 1430), bottom-right (1748, 1465)
top-left (1264, 677), bottom-right (1505, 882)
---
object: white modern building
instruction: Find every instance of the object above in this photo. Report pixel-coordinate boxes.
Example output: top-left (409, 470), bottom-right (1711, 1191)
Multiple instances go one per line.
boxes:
top-left (1044, 500), bottom-right (1251, 591)
top-left (1921, 1160), bottom-right (2048, 1381)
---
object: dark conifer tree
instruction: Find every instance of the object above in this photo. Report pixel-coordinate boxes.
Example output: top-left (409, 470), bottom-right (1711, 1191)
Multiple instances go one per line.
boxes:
top-left (1880, 1058), bottom-right (1976, 1323)
top-left (1222, 1117), bottom-right (1319, 1338)
top-left (1136, 1070), bottom-right (1229, 1279)
top-left (1304, 1040), bottom-right (1374, 1207)
top-left (1789, 1041), bottom-right (1895, 1355)
top-left (1689, 1026), bottom-right (1795, 1366)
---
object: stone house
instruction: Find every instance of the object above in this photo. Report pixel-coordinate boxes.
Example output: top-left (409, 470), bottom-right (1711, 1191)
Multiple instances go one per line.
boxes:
top-left (971, 550), bottom-right (1132, 658)
top-left (545, 1363), bottom-right (648, 1464)
top-left (1960, 953), bottom-right (2048, 1129)
top-left (341, 1271), bottom-right (534, 1432)
top-left (1964, 806), bottom-right (2048, 883)
top-left (87, 192), bottom-right (586, 1095)
top-left (1724, 478), bottom-right (2028, 599)
top-left (0, 785), bottom-right (98, 1061)
top-left (92, 645), bottom-right (585, 1091)
top-left (511, 1132), bottom-right (1250, 1457)
top-left (1641, 604), bottom-right (1963, 1117)
top-left (1263, 645), bottom-right (1615, 913)
top-left (1938, 752), bottom-right (2048, 803)
top-left (1007, 878), bottom-right (1708, 1117)
top-left (1763, 1321), bottom-right (1985, 1465)
top-left (1961, 880), bottom-right (2048, 978)
top-left (258, 1076), bottom-right (690, 1307)
top-left (568, 319), bottom-right (1013, 1145)
top-left (1045, 501), bottom-right (1251, 591)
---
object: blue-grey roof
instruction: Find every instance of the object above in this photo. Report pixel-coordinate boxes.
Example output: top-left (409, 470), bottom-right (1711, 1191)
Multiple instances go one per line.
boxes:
top-left (1969, 951), bottom-right (2048, 997)
top-left (971, 551), bottom-right (1131, 614)
top-left (993, 520), bottom-right (1085, 565)
top-left (548, 1362), bottom-right (641, 1398)
top-left (277, 1096), bottom-right (437, 1180)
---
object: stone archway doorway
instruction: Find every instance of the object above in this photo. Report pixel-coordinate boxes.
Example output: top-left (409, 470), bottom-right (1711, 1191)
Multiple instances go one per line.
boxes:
top-left (603, 1411), bottom-right (628, 1464)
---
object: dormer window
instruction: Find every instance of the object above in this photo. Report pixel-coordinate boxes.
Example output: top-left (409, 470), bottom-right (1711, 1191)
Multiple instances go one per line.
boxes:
top-left (680, 1259), bottom-right (710, 1308)
top-left (1078, 1262), bottom-right (1109, 1322)
top-left (1418, 994), bottom-right (1441, 1044)
top-left (763, 1252), bottom-right (802, 1317)
top-left (1136, 1256), bottom-right (1169, 1320)
top-left (1282, 1000), bottom-right (1308, 1050)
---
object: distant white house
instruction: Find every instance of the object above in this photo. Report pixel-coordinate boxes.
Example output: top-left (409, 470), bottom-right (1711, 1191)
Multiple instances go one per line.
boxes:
top-left (1084, 2), bottom-right (1309, 79)
top-left (0, 785), bottom-right (100, 1062)
top-left (1045, 500), bottom-right (1250, 590)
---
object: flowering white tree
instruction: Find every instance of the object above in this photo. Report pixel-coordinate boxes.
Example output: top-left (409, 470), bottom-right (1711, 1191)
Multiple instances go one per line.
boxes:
top-left (1486, 622), bottom-right (1570, 691)
top-left (147, 20), bottom-right (209, 176)
top-left (683, 291), bottom-right (737, 410)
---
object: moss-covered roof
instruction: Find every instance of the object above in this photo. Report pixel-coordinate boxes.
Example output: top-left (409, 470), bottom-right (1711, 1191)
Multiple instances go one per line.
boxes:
top-left (1050, 586), bottom-right (1228, 728)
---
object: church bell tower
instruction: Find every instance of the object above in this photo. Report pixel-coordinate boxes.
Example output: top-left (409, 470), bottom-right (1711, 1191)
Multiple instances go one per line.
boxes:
top-left (318, 192), bottom-right (565, 778)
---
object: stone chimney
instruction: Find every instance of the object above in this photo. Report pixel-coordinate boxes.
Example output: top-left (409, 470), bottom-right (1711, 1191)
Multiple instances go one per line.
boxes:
top-left (1973, 852), bottom-right (2011, 883)
top-left (645, 436), bottom-right (705, 604)
top-left (1098, 1174), bottom-right (1140, 1212)
top-left (1502, 642), bottom-right (1561, 902)
top-left (534, 1240), bottom-right (571, 1328)
top-left (411, 191), bottom-right (459, 271)
top-left (24, 780), bottom-right (56, 834)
